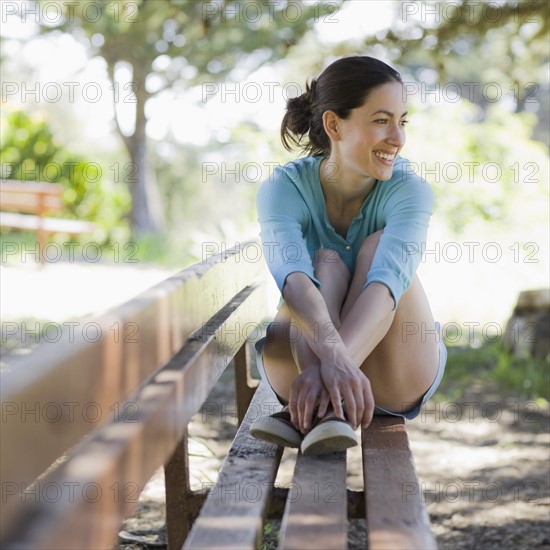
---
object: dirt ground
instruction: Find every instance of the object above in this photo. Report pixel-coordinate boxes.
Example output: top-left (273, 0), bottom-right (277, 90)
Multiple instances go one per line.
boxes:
top-left (117, 363), bottom-right (550, 550)
top-left (3, 263), bottom-right (547, 548)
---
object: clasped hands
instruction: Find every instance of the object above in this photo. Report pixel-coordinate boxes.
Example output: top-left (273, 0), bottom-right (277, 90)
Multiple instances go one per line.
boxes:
top-left (287, 342), bottom-right (374, 434)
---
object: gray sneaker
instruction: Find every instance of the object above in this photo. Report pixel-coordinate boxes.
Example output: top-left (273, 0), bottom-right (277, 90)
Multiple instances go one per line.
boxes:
top-left (300, 410), bottom-right (358, 455)
top-left (249, 409), bottom-right (302, 448)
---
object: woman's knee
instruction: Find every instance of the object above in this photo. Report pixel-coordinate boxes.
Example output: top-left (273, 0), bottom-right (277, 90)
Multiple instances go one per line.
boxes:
top-left (356, 230), bottom-right (383, 270)
top-left (313, 248), bottom-right (351, 287)
top-left (312, 249), bottom-right (350, 325)
top-left (313, 247), bottom-right (350, 275)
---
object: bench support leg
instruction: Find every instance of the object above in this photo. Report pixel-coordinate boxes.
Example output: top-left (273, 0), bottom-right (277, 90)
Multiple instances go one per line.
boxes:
top-left (234, 343), bottom-right (258, 425)
top-left (164, 430), bottom-right (206, 549)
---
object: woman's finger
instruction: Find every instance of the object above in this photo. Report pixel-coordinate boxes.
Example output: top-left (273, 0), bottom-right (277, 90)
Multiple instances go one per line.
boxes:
top-left (341, 386), bottom-right (357, 427)
top-left (301, 387), bottom-right (318, 433)
top-left (288, 384), bottom-right (299, 428)
top-left (362, 380), bottom-right (374, 428)
top-left (329, 384), bottom-right (344, 420)
top-left (296, 384), bottom-right (309, 433)
top-left (318, 390), bottom-right (330, 418)
top-left (352, 386), bottom-right (365, 431)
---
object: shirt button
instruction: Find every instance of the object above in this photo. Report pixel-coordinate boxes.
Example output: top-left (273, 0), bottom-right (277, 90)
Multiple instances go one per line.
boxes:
top-left (345, 245), bottom-right (351, 251)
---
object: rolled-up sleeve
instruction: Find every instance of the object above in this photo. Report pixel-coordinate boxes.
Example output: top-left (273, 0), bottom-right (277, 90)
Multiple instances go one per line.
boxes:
top-left (256, 171), bottom-right (320, 293)
top-left (365, 177), bottom-right (433, 310)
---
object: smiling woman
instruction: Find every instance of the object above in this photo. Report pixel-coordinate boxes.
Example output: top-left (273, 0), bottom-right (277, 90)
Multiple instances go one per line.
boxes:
top-left (249, 56), bottom-right (447, 456)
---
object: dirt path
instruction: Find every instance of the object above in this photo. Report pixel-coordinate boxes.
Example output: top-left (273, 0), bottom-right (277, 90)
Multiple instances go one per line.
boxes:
top-left (405, 382), bottom-right (549, 549)
top-left (117, 367), bottom-right (550, 549)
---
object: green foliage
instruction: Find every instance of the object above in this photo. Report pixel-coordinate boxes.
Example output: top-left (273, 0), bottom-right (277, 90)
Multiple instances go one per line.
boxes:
top-left (37, 0), bottom-right (342, 88)
top-left (404, 98), bottom-right (549, 233)
top-left (491, 348), bottom-right (549, 400)
top-left (0, 108), bottom-right (131, 241)
top-left (0, 316), bottom-right (47, 353)
top-left (128, 232), bottom-right (198, 268)
top-left (345, 2), bottom-right (550, 146)
top-left (261, 520), bottom-right (280, 550)
top-left (437, 340), bottom-right (549, 402)
top-left (370, 0), bottom-right (549, 96)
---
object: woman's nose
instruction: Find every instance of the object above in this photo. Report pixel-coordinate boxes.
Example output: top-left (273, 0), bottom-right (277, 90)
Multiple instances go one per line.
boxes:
top-left (387, 123), bottom-right (405, 147)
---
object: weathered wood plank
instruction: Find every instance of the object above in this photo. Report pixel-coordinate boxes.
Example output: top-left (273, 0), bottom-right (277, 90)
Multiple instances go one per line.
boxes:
top-left (234, 343), bottom-right (259, 424)
top-left (183, 381), bottom-right (284, 550)
top-left (267, 488), bottom-right (364, 520)
top-left (278, 451), bottom-right (348, 550)
top-left (0, 281), bottom-right (267, 548)
top-left (362, 416), bottom-right (437, 550)
top-left (0, 242), bottom-right (266, 534)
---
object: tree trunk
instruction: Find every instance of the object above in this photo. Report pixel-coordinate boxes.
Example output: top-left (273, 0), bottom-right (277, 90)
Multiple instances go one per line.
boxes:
top-left (109, 62), bottom-right (164, 235)
top-left (130, 87), bottom-right (164, 235)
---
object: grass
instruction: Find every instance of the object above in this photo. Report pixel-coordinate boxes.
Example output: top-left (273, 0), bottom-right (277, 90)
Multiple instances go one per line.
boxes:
top-left (261, 521), bottom-right (281, 550)
top-left (0, 229), bottom-right (198, 268)
top-left (1, 316), bottom-right (49, 354)
top-left (437, 337), bottom-right (549, 403)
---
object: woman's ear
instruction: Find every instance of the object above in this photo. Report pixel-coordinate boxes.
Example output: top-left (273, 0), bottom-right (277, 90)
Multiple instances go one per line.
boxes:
top-left (322, 110), bottom-right (341, 142)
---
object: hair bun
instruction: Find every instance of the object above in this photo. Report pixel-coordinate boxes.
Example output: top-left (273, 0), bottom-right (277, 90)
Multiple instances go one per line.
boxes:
top-left (305, 78), bottom-right (317, 107)
top-left (280, 79), bottom-right (316, 142)
top-left (291, 78), bottom-right (316, 118)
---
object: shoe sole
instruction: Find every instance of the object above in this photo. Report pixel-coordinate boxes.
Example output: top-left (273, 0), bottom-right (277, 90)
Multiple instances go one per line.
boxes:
top-left (249, 417), bottom-right (302, 448)
top-left (301, 420), bottom-right (358, 455)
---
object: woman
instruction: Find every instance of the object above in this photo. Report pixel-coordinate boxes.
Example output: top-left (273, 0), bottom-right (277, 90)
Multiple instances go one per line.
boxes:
top-left (250, 56), bottom-right (447, 455)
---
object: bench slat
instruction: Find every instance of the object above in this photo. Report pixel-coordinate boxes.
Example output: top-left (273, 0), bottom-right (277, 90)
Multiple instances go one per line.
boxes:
top-left (0, 181), bottom-right (63, 214)
top-left (183, 381), bottom-right (284, 550)
top-left (0, 212), bottom-right (95, 233)
top-left (278, 451), bottom-right (348, 550)
top-left (362, 416), bottom-right (437, 550)
top-left (0, 242), bottom-right (266, 539)
top-left (1, 283), bottom-right (266, 549)
top-left (1, 181), bottom-right (63, 193)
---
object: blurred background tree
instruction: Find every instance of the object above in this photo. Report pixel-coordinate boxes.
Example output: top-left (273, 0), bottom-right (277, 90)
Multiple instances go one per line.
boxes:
top-left (1, 0), bottom-right (548, 329)
top-left (31, 0), bottom-right (342, 234)
top-left (367, 0), bottom-right (549, 138)
top-left (313, 0), bottom-right (550, 236)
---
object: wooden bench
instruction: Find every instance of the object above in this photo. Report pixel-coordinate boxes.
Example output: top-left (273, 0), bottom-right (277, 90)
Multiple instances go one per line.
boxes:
top-left (0, 180), bottom-right (96, 262)
top-left (0, 242), bottom-right (437, 549)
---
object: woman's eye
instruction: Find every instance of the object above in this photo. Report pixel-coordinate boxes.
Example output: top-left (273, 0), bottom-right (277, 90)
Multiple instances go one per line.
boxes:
top-left (373, 119), bottom-right (408, 126)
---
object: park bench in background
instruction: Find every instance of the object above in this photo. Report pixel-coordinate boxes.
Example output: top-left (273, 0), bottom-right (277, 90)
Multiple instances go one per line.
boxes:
top-left (0, 180), bottom-right (96, 262)
top-left (0, 242), bottom-right (436, 549)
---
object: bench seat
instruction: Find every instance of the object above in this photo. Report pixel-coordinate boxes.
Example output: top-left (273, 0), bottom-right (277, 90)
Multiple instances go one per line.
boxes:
top-left (185, 380), bottom-right (437, 550)
top-left (184, 381), bottom-right (284, 550)
top-left (0, 211), bottom-right (96, 234)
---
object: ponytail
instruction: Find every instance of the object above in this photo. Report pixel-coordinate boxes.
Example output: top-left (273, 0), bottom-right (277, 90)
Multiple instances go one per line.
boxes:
top-left (280, 78), bottom-right (328, 156)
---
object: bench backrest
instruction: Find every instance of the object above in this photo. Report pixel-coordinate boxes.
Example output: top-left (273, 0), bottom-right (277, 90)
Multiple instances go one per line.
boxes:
top-left (0, 241), bottom-right (267, 548)
top-left (0, 181), bottom-right (64, 214)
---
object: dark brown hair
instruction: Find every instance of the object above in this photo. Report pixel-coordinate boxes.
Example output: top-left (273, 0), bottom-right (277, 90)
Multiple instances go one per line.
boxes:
top-left (280, 56), bottom-right (402, 156)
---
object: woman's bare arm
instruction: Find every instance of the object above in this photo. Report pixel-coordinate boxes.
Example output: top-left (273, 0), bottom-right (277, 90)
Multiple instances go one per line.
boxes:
top-left (282, 272), bottom-right (376, 428)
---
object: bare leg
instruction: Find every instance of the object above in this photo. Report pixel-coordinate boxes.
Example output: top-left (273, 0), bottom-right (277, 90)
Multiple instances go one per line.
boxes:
top-left (263, 248), bottom-right (350, 401)
top-left (339, 232), bottom-right (440, 412)
top-left (262, 233), bottom-right (440, 412)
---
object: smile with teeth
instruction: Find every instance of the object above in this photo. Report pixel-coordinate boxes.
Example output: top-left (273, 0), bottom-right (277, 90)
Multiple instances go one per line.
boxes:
top-left (374, 151), bottom-right (396, 161)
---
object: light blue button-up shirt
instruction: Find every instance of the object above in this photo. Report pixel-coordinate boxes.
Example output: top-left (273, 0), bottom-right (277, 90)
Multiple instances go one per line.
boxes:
top-left (256, 155), bottom-right (433, 310)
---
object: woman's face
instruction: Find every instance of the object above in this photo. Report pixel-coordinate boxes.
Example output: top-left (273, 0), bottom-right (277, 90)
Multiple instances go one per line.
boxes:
top-left (334, 81), bottom-right (407, 182)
